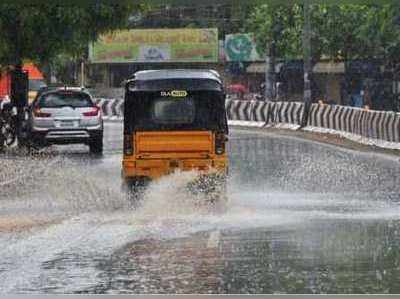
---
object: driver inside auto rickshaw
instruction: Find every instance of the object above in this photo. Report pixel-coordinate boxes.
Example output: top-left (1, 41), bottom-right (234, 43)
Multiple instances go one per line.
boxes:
top-left (122, 69), bottom-right (229, 203)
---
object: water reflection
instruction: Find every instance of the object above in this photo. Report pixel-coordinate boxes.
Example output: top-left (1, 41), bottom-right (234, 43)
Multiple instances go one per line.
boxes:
top-left (79, 219), bottom-right (400, 294)
top-left (71, 130), bottom-right (400, 294)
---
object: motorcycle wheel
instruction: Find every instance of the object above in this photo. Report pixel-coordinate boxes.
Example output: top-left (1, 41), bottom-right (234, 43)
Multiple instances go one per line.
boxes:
top-left (2, 122), bottom-right (16, 146)
top-left (0, 127), bottom-right (4, 152)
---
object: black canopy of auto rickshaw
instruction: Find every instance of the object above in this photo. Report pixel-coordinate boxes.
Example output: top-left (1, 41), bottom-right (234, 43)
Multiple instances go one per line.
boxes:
top-left (123, 70), bottom-right (228, 134)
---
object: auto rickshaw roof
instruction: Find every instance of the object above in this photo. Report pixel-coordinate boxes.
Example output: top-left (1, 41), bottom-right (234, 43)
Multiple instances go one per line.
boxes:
top-left (130, 69), bottom-right (222, 84)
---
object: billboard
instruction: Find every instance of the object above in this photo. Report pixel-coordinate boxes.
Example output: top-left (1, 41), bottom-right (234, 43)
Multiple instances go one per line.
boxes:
top-left (225, 33), bottom-right (263, 62)
top-left (89, 28), bottom-right (219, 63)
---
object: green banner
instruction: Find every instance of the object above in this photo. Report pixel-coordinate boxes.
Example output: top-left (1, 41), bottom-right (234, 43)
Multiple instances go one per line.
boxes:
top-left (225, 33), bottom-right (263, 62)
top-left (89, 28), bottom-right (219, 63)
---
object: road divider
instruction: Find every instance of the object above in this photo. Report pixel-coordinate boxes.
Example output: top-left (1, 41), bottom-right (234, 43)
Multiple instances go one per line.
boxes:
top-left (225, 100), bottom-right (305, 126)
top-left (96, 97), bottom-right (400, 149)
top-left (94, 98), bottom-right (124, 118)
top-left (307, 104), bottom-right (400, 143)
top-left (225, 100), bottom-right (304, 125)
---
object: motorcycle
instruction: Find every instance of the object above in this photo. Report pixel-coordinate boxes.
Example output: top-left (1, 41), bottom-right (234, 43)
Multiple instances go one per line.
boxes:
top-left (0, 99), bottom-right (17, 149)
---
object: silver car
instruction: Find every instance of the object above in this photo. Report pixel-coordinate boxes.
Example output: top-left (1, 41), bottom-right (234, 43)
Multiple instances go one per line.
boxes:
top-left (26, 88), bottom-right (103, 154)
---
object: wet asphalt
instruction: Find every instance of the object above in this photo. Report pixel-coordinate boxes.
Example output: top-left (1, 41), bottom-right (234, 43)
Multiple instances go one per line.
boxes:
top-left (0, 122), bottom-right (400, 294)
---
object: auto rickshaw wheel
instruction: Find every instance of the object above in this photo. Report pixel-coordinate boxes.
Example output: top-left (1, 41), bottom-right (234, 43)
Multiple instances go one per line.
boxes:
top-left (122, 177), bottom-right (149, 206)
top-left (187, 173), bottom-right (228, 208)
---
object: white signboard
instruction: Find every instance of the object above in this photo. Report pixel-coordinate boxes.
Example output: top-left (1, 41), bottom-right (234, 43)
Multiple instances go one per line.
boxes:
top-left (138, 45), bottom-right (171, 62)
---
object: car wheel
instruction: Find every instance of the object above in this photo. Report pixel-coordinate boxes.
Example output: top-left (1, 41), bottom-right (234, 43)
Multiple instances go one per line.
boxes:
top-left (19, 139), bottom-right (43, 154)
top-left (89, 137), bottom-right (103, 154)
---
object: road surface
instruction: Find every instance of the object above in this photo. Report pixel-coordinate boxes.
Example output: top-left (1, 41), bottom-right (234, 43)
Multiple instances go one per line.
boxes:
top-left (0, 122), bottom-right (400, 294)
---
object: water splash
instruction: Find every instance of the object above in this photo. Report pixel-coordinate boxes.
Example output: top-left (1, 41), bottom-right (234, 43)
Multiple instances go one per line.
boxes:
top-left (139, 170), bottom-right (216, 218)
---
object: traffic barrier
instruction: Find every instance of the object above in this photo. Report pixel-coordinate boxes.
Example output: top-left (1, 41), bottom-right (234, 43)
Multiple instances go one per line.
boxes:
top-left (225, 99), bottom-right (303, 125)
top-left (252, 100), bottom-right (271, 122)
top-left (98, 97), bottom-right (400, 145)
top-left (307, 104), bottom-right (400, 143)
top-left (273, 101), bottom-right (304, 125)
top-left (360, 109), bottom-right (400, 142)
top-left (225, 99), bottom-right (254, 121)
top-left (94, 98), bottom-right (123, 117)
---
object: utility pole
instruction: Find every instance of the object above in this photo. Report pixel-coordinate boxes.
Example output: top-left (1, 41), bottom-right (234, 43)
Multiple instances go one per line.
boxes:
top-left (265, 42), bottom-right (276, 100)
top-left (265, 56), bottom-right (272, 100)
top-left (301, 0), bottom-right (312, 127)
top-left (265, 23), bottom-right (279, 101)
top-left (80, 60), bottom-right (85, 87)
top-left (10, 16), bottom-right (28, 143)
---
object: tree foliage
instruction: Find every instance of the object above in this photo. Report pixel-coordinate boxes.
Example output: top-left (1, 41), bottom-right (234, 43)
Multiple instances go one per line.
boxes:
top-left (247, 3), bottom-right (400, 63)
top-left (247, 4), bottom-right (303, 60)
top-left (133, 3), bottom-right (253, 38)
top-left (0, 2), bottom-right (143, 67)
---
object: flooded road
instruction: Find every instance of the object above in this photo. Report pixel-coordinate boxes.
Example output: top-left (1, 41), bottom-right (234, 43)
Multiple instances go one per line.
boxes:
top-left (0, 123), bottom-right (400, 294)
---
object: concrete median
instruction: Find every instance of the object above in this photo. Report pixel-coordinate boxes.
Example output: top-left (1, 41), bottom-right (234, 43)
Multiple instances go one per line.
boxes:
top-left (96, 97), bottom-right (400, 150)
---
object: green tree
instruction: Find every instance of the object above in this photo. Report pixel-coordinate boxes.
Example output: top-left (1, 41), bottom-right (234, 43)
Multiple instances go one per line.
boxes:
top-left (315, 4), bottom-right (400, 109)
top-left (247, 3), bottom-right (303, 98)
top-left (247, 3), bottom-right (400, 105)
top-left (248, 3), bottom-right (400, 65)
top-left (133, 3), bottom-right (253, 38)
top-left (357, 4), bottom-right (400, 62)
top-left (0, 2), bottom-right (143, 75)
top-left (247, 4), bottom-right (303, 60)
top-left (313, 4), bottom-right (369, 62)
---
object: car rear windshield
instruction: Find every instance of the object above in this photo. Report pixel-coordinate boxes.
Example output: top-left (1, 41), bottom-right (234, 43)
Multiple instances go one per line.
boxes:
top-left (38, 92), bottom-right (93, 108)
top-left (152, 97), bottom-right (195, 124)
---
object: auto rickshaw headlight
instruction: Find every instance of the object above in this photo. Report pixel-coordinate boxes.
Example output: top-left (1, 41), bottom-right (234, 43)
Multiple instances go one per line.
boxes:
top-left (124, 134), bottom-right (133, 155)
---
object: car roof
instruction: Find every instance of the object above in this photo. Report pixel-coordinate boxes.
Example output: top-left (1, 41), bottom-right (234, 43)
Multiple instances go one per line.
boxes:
top-left (131, 69), bottom-right (222, 83)
top-left (58, 87), bottom-right (86, 91)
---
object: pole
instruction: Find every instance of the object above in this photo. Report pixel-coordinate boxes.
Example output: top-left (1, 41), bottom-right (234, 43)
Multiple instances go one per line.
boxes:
top-left (12, 16), bottom-right (28, 142)
top-left (80, 60), bottom-right (85, 87)
top-left (265, 56), bottom-right (271, 99)
top-left (301, 0), bottom-right (312, 127)
top-left (265, 42), bottom-right (276, 101)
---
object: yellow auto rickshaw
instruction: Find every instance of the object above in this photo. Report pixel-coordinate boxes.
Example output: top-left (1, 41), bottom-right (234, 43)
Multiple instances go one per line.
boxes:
top-left (122, 69), bottom-right (228, 202)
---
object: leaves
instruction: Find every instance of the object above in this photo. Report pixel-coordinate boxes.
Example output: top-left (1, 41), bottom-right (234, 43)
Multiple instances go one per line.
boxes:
top-left (0, 2), bottom-right (141, 66)
top-left (247, 3), bottom-right (400, 63)
top-left (247, 4), bottom-right (303, 59)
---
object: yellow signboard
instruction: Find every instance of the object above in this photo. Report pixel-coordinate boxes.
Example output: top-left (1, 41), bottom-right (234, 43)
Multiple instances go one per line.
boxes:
top-left (161, 90), bottom-right (188, 97)
top-left (90, 29), bottom-right (219, 63)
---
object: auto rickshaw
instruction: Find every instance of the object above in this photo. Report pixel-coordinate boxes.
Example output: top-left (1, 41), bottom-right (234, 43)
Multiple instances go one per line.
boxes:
top-left (122, 69), bottom-right (229, 203)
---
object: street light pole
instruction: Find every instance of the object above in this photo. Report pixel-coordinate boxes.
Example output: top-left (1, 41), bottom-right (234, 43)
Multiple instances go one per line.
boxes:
top-left (10, 16), bottom-right (28, 143)
top-left (265, 55), bottom-right (274, 100)
top-left (301, 0), bottom-right (312, 127)
top-left (265, 31), bottom-right (277, 101)
top-left (80, 60), bottom-right (85, 87)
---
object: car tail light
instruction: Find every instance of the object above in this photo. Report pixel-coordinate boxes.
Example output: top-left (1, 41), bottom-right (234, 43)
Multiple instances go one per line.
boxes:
top-left (33, 108), bottom-right (51, 118)
top-left (124, 134), bottom-right (134, 155)
top-left (83, 106), bottom-right (100, 117)
top-left (215, 132), bottom-right (228, 155)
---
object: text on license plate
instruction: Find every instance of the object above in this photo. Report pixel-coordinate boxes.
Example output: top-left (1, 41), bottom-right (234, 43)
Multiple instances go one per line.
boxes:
top-left (59, 121), bottom-right (76, 127)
